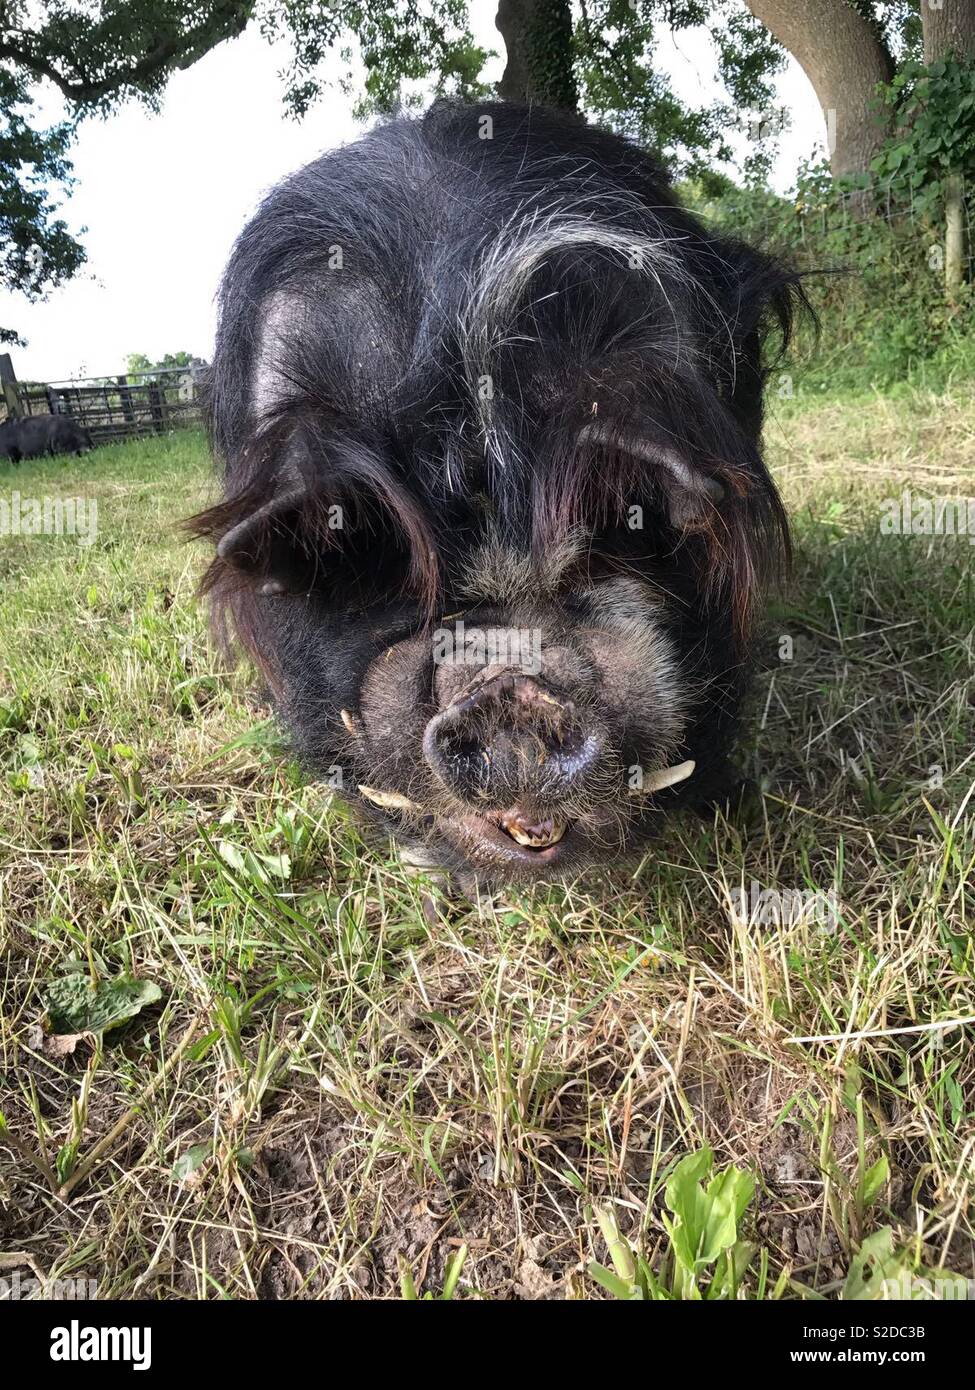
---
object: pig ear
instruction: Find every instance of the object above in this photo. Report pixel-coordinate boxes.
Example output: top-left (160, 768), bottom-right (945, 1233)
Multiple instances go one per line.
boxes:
top-left (215, 482), bottom-right (309, 589)
top-left (210, 454), bottom-right (320, 595)
top-left (190, 442), bottom-right (440, 609)
top-left (578, 421), bottom-right (725, 528)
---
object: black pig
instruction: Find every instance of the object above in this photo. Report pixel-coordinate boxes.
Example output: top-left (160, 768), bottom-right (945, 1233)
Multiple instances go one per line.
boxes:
top-left (192, 101), bottom-right (802, 884)
top-left (1, 414), bottom-right (92, 462)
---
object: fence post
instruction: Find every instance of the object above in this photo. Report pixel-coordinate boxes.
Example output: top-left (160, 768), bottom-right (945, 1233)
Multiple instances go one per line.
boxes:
top-left (0, 353), bottom-right (24, 419)
top-left (945, 173), bottom-right (966, 302)
top-left (117, 374), bottom-right (135, 425)
top-left (148, 380), bottom-right (165, 433)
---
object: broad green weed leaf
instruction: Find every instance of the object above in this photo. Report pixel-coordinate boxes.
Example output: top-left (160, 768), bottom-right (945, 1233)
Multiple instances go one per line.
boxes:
top-left (45, 975), bottom-right (162, 1035)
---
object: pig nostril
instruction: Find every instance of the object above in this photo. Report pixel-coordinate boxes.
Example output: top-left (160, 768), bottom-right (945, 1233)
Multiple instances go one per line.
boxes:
top-left (422, 723), bottom-right (492, 796)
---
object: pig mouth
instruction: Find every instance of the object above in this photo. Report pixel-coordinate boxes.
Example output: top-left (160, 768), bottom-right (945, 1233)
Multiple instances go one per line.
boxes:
top-left (496, 808), bottom-right (566, 849)
top-left (357, 758), bottom-right (698, 873)
top-left (357, 781), bottom-right (572, 863)
top-left (452, 807), bottom-right (571, 865)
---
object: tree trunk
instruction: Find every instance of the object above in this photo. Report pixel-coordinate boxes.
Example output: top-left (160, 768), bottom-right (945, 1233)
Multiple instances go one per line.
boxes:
top-left (744, 0), bottom-right (893, 183)
top-left (921, 0), bottom-right (975, 299)
top-left (495, 0), bottom-right (578, 109)
top-left (922, 4), bottom-right (975, 62)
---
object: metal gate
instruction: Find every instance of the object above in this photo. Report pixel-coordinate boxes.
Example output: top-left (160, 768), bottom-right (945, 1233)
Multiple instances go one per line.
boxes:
top-left (0, 354), bottom-right (207, 445)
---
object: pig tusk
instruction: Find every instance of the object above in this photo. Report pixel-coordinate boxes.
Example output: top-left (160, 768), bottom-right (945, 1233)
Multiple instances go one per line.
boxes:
top-left (358, 785), bottom-right (421, 812)
top-left (340, 708), bottom-right (363, 737)
top-left (629, 759), bottom-right (696, 795)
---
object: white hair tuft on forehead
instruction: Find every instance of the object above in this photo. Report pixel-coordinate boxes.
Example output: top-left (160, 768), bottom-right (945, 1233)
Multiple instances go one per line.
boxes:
top-left (457, 209), bottom-right (694, 467)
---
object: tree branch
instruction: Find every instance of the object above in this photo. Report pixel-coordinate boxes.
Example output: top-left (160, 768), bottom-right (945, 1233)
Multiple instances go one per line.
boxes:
top-left (0, 3), bottom-right (252, 108)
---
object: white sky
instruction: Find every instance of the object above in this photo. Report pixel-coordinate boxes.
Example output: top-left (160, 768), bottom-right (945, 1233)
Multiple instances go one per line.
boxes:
top-left (1, 2), bottom-right (826, 382)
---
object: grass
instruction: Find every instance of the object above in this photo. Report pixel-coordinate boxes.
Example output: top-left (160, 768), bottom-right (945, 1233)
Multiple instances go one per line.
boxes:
top-left (0, 386), bottom-right (972, 1301)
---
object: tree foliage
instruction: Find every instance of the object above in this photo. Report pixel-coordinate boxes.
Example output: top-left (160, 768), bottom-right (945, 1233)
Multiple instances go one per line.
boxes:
top-left (0, 61), bottom-right (83, 345)
top-left (126, 349), bottom-right (195, 374)
top-left (577, 0), bottom-right (784, 180)
top-left (870, 54), bottom-right (975, 216)
top-left (689, 157), bottom-right (974, 390)
top-left (0, 1), bottom-right (251, 111)
top-left (1, 1), bottom-right (252, 343)
top-left (260, 0), bottom-right (489, 119)
top-left (0, 0), bottom-right (490, 341)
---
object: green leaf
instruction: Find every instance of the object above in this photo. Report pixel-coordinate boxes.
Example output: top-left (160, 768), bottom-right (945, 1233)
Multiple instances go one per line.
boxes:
top-left (217, 841), bottom-right (246, 873)
top-left (255, 851), bottom-right (291, 879)
top-left (665, 1146), bottom-right (714, 1220)
top-left (217, 841), bottom-right (291, 884)
top-left (664, 1147), bottom-right (714, 1265)
top-left (595, 1204), bottom-right (637, 1283)
top-left (56, 1142), bottom-right (79, 1185)
top-left (662, 1147), bottom-right (758, 1296)
top-left (45, 974), bottom-right (163, 1035)
top-left (861, 1154), bottom-right (889, 1206)
top-left (588, 1261), bottom-right (641, 1300)
top-left (421, 1123), bottom-right (447, 1185)
top-left (173, 1144), bottom-right (209, 1181)
top-left (698, 1167), bottom-right (755, 1264)
top-left (842, 1228), bottom-right (904, 1300)
top-left (440, 1244), bottom-right (468, 1300)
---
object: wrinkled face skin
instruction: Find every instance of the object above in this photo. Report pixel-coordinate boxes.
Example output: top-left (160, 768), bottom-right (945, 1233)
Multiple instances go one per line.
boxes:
top-left (193, 102), bottom-right (799, 886)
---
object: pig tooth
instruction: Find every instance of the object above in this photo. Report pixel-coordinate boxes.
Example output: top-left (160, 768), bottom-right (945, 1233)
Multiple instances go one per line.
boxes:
top-left (505, 822), bottom-right (566, 848)
top-left (358, 785), bottom-right (420, 812)
top-left (630, 759), bottom-right (696, 794)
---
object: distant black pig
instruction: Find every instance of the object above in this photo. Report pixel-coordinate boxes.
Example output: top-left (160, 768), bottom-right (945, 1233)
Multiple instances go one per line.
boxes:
top-left (1, 414), bottom-right (92, 462)
top-left (191, 101), bottom-right (804, 885)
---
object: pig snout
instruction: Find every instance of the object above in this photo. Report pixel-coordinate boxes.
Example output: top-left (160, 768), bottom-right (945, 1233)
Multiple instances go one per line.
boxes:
top-left (422, 671), bottom-right (603, 804)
